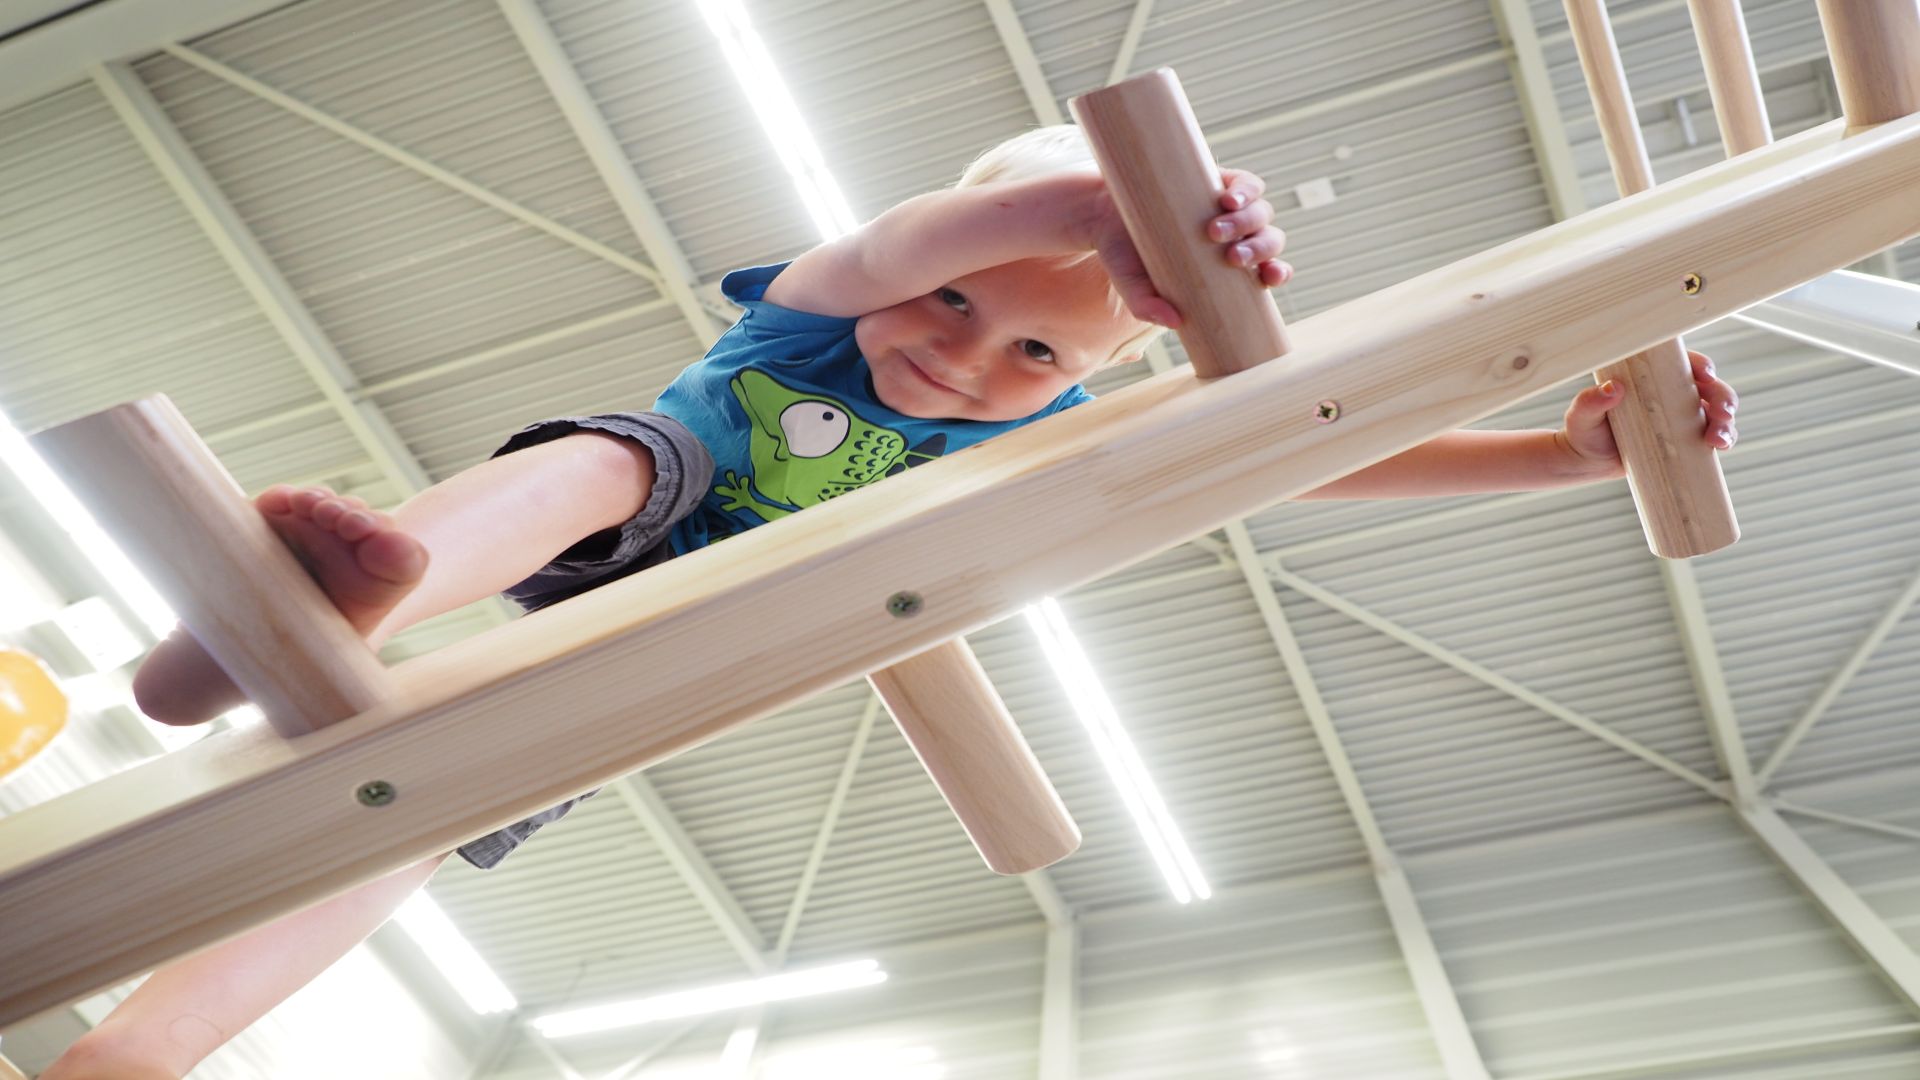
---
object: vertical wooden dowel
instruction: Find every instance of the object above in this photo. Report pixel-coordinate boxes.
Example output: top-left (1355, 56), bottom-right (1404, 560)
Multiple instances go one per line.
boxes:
top-left (869, 639), bottom-right (1080, 875)
top-left (1565, 0), bottom-right (1739, 558)
top-left (1071, 68), bottom-right (1291, 377)
top-left (1815, 0), bottom-right (1920, 130)
top-left (31, 396), bottom-right (392, 736)
top-left (1687, 0), bottom-right (1772, 155)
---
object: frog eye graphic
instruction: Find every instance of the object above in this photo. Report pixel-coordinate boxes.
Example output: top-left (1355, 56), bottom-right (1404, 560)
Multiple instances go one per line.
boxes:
top-left (779, 400), bottom-right (850, 458)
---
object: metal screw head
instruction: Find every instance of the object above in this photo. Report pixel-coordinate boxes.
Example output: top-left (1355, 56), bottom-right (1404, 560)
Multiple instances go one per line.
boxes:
top-left (886, 591), bottom-right (924, 617)
top-left (1314, 400), bottom-right (1341, 423)
top-left (356, 781), bottom-right (396, 807)
top-left (1682, 272), bottom-right (1705, 295)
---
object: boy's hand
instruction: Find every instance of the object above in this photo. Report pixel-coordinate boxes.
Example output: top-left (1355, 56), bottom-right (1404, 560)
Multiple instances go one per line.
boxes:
top-left (1558, 349), bottom-right (1740, 475)
top-left (1083, 168), bottom-right (1292, 329)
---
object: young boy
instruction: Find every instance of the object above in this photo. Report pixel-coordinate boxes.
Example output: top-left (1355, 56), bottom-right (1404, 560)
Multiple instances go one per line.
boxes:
top-left (44, 127), bottom-right (1737, 1079)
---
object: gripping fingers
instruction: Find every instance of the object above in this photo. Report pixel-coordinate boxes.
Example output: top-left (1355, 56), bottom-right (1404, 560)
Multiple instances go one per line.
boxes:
top-left (1219, 169), bottom-right (1267, 210)
top-left (1209, 198), bottom-right (1274, 242)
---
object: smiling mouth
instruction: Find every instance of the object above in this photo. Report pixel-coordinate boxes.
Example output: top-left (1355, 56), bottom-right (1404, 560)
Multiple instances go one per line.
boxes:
top-left (901, 353), bottom-right (962, 394)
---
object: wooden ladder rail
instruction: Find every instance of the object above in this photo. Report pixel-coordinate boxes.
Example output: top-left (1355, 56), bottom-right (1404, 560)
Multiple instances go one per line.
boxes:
top-left (7, 69), bottom-right (1920, 1026)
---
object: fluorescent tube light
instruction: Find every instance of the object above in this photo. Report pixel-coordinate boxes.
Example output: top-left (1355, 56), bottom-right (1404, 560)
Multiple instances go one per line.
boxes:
top-left (0, 408), bottom-right (173, 640)
top-left (392, 891), bottom-right (517, 1015)
top-left (694, 0), bottom-right (859, 240)
top-left (532, 959), bottom-right (886, 1038)
top-left (1024, 599), bottom-right (1211, 903)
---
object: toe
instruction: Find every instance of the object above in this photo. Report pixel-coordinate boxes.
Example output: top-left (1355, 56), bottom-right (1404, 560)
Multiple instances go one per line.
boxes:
top-left (357, 529), bottom-right (429, 586)
top-left (335, 508), bottom-right (378, 542)
top-left (311, 497), bottom-right (349, 529)
top-left (256, 485), bottom-right (296, 515)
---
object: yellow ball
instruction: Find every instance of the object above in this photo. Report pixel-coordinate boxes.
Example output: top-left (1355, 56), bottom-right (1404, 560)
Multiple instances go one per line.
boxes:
top-left (0, 648), bottom-right (67, 778)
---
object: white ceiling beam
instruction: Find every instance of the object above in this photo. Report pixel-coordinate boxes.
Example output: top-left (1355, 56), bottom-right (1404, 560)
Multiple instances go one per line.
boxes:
top-left (160, 44), bottom-right (675, 296)
top-left (983, 0), bottom-right (1066, 125)
top-left (91, 60), bottom-right (435, 500)
top-left (732, 697), bottom-right (879, 1076)
top-left (1105, 0), bottom-right (1155, 87)
top-left (1774, 799), bottom-right (1920, 845)
top-left (496, 0), bottom-right (724, 349)
top-left (1377, 856), bottom-right (1493, 1080)
top-left (1487, 0), bottom-right (1587, 219)
top-left (1732, 269), bottom-right (1920, 378)
top-left (1659, 559), bottom-right (1757, 807)
top-left (1511, 1022), bottom-right (1920, 1080)
top-left (1224, 525), bottom-right (1491, 1079)
top-left (1038, 918), bottom-right (1080, 1080)
top-left (1755, 563), bottom-right (1920, 788)
top-left (1741, 804), bottom-right (1920, 1014)
top-left (1266, 560), bottom-right (1722, 796)
top-left (1021, 866), bottom-right (1072, 928)
top-left (774, 697), bottom-right (880, 961)
top-left (608, 776), bottom-right (770, 975)
top-left (0, 0), bottom-right (288, 115)
top-left (1210, 52), bottom-right (1508, 146)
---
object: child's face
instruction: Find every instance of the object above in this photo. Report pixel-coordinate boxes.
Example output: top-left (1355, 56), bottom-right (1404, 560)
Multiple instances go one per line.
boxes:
top-left (856, 258), bottom-right (1146, 422)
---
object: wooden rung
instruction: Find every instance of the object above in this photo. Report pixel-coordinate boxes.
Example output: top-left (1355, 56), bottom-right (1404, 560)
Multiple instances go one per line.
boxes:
top-left (1072, 68), bottom-right (1290, 377)
top-left (1815, 0), bottom-right (1920, 130)
top-left (1686, 0), bottom-right (1772, 155)
top-left (31, 396), bottom-right (391, 737)
top-left (1565, 0), bottom-right (1739, 559)
top-left (6, 97), bottom-right (1920, 1027)
top-left (869, 639), bottom-right (1079, 875)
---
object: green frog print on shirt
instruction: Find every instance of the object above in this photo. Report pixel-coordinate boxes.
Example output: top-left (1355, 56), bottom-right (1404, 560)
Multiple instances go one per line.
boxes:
top-left (714, 369), bottom-right (946, 522)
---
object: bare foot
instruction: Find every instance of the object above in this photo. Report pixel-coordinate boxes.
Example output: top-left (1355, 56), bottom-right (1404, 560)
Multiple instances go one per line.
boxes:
top-left (130, 485), bottom-right (427, 726)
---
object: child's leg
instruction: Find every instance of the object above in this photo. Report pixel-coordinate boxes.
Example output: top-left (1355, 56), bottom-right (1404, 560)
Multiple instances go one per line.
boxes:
top-left (133, 430), bottom-right (659, 723)
top-left (48, 430), bottom-right (662, 1079)
top-left (43, 853), bottom-right (449, 1080)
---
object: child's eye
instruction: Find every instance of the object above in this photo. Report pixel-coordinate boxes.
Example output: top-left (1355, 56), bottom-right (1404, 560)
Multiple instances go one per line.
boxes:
top-left (1020, 340), bottom-right (1056, 363)
top-left (937, 287), bottom-right (970, 313)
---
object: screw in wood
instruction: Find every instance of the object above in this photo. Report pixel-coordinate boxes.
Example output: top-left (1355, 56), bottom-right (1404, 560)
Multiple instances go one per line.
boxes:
top-left (1314, 400), bottom-right (1340, 423)
top-left (886, 591), bottom-right (924, 617)
top-left (356, 781), bottom-right (397, 807)
top-left (1682, 273), bottom-right (1705, 295)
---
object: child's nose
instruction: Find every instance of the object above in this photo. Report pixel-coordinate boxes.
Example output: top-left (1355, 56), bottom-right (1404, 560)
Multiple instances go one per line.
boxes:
top-left (932, 332), bottom-right (991, 373)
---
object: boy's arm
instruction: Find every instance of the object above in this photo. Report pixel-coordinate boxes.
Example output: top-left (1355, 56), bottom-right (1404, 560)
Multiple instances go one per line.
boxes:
top-left (762, 174), bottom-right (1107, 317)
top-left (1302, 359), bottom-right (1736, 501)
top-left (1296, 429), bottom-right (1621, 500)
top-left (761, 169), bottom-right (1285, 324)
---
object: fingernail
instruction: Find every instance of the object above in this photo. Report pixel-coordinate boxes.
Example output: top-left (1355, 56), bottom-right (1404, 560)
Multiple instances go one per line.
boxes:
top-left (1228, 191), bottom-right (1247, 209)
top-left (1718, 428), bottom-right (1731, 444)
top-left (1234, 244), bottom-right (1251, 264)
top-left (1601, 380), bottom-right (1617, 395)
top-left (1212, 220), bottom-right (1232, 241)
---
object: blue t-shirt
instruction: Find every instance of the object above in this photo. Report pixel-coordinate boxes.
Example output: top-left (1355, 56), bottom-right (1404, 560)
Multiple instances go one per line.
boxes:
top-left (655, 262), bottom-right (1095, 554)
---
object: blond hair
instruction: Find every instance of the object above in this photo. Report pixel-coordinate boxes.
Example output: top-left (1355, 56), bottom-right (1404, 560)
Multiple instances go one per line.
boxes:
top-left (954, 125), bottom-right (1166, 366)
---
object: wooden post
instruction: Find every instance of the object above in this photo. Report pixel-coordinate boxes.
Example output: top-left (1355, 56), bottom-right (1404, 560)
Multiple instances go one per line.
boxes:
top-left (1816, 0), bottom-right (1920, 131)
top-left (1564, 0), bottom-right (1740, 558)
top-left (869, 639), bottom-right (1080, 874)
top-left (31, 397), bottom-right (391, 736)
top-left (1071, 68), bottom-right (1291, 376)
top-left (1687, 0), bottom-right (1771, 155)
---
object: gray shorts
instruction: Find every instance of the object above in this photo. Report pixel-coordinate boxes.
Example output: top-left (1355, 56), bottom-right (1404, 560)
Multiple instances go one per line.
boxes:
top-left (455, 411), bottom-right (713, 871)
